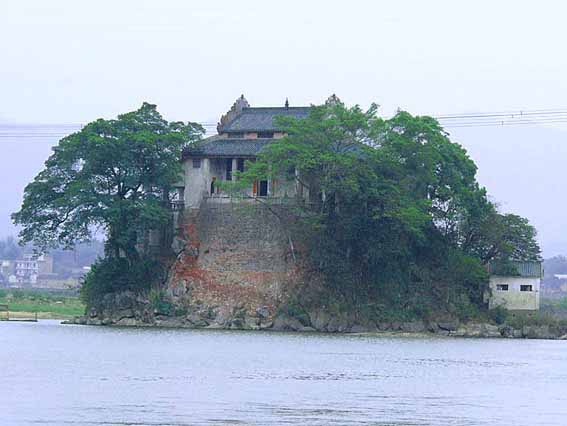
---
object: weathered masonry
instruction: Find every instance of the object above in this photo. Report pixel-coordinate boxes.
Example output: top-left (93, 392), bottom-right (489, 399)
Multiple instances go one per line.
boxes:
top-left (178, 95), bottom-right (310, 209)
top-left (166, 97), bottom-right (311, 324)
top-left (487, 261), bottom-right (542, 311)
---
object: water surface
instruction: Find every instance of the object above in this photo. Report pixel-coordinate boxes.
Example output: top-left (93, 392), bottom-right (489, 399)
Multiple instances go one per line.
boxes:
top-left (1, 320), bottom-right (566, 425)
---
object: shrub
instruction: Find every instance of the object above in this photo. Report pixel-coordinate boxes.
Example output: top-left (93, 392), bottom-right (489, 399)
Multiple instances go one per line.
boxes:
top-left (148, 287), bottom-right (174, 316)
top-left (558, 297), bottom-right (567, 311)
top-left (278, 298), bottom-right (311, 325)
top-left (489, 305), bottom-right (509, 325)
top-left (80, 256), bottom-right (164, 308)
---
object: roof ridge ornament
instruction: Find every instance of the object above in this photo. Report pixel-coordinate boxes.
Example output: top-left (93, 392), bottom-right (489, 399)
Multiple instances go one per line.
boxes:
top-left (325, 93), bottom-right (342, 106)
top-left (217, 95), bottom-right (250, 133)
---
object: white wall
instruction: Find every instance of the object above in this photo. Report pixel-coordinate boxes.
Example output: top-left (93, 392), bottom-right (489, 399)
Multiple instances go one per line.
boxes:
top-left (183, 158), bottom-right (212, 208)
top-left (183, 157), bottom-right (304, 207)
top-left (488, 276), bottom-right (541, 310)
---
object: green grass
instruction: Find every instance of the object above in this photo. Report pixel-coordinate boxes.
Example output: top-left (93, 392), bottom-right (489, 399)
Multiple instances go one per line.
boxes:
top-left (0, 289), bottom-right (85, 319)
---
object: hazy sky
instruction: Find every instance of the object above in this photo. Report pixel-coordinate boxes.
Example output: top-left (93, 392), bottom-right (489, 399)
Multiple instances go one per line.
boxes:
top-left (2, 0), bottom-right (567, 255)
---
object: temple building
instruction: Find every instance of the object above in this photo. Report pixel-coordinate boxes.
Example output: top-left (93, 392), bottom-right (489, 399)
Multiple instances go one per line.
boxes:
top-left (179, 96), bottom-right (311, 209)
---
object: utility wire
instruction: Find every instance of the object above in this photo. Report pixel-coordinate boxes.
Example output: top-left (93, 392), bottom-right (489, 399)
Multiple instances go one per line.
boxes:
top-left (2, 108), bottom-right (567, 141)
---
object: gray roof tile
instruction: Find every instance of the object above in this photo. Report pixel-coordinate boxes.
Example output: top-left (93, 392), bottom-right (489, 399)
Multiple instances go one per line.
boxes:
top-left (220, 107), bottom-right (310, 132)
top-left (183, 135), bottom-right (275, 158)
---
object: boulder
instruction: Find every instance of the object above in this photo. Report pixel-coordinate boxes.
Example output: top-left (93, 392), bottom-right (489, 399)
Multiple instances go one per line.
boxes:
top-left (400, 321), bottom-right (426, 333)
top-left (186, 313), bottom-right (209, 327)
top-left (86, 318), bottom-right (102, 326)
top-left (245, 316), bottom-right (260, 330)
top-left (309, 309), bottom-right (331, 331)
top-left (499, 325), bottom-right (516, 338)
top-left (206, 323), bottom-right (224, 330)
top-left (451, 323), bottom-right (501, 338)
top-left (155, 317), bottom-right (187, 328)
top-left (437, 320), bottom-right (459, 332)
top-left (256, 306), bottom-right (270, 319)
top-left (111, 309), bottom-right (134, 322)
top-left (66, 316), bottom-right (87, 325)
top-left (522, 325), bottom-right (556, 340)
top-left (272, 314), bottom-right (304, 331)
top-left (229, 318), bottom-right (246, 329)
top-left (326, 315), bottom-right (351, 333)
top-left (213, 306), bottom-right (232, 327)
top-left (350, 324), bottom-right (371, 333)
top-left (389, 322), bottom-right (402, 331)
top-left (115, 317), bottom-right (139, 327)
top-left (483, 324), bottom-right (502, 338)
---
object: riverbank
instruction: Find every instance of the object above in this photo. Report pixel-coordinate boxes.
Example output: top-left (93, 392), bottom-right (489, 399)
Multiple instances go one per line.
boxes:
top-left (0, 289), bottom-right (84, 320)
top-left (63, 314), bottom-right (567, 340)
top-left (63, 291), bottom-right (567, 339)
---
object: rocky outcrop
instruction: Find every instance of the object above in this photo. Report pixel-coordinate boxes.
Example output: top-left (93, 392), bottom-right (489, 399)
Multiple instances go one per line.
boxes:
top-left (65, 201), bottom-right (567, 340)
top-left (450, 323), bottom-right (502, 338)
top-left (64, 295), bottom-right (567, 340)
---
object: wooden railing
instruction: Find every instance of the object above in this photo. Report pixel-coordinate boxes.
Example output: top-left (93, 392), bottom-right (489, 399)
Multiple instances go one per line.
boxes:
top-left (0, 304), bottom-right (8, 321)
top-left (0, 304), bottom-right (38, 322)
top-left (170, 200), bottom-right (185, 211)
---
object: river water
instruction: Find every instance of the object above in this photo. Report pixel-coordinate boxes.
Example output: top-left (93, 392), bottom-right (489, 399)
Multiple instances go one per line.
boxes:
top-left (1, 320), bottom-right (566, 426)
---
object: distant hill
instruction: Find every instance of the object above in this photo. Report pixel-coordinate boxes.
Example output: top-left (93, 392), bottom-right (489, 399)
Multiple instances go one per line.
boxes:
top-left (542, 256), bottom-right (567, 298)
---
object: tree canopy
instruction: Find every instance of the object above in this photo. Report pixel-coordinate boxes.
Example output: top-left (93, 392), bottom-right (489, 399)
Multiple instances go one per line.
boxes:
top-left (237, 98), bottom-right (541, 316)
top-left (13, 103), bottom-right (203, 260)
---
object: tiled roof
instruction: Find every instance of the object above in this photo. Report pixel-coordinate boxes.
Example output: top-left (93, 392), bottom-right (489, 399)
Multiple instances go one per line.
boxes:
top-left (220, 107), bottom-right (310, 132)
top-left (182, 135), bottom-right (274, 158)
top-left (489, 261), bottom-right (542, 277)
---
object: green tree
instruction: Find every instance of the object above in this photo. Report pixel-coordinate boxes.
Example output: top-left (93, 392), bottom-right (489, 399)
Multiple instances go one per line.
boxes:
top-left (463, 209), bottom-right (541, 263)
top-left (235, 98), bottom-right (538, 315)
top-left (13, 102), bottom-right (203, 262)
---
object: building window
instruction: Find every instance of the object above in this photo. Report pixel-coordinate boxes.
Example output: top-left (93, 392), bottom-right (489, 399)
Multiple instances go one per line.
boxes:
top-left (226, 158), bottom-right (233, 181)
top-left (257, 131), bottom-right (274, 138)
top-left (258, 180), bottom-right (268, 196)
top-left (192, 159), bottom-right (201, 168)
top-left (228, 132), bottom-right (244, 139)
top-left (237, 159), bottom-right (245, 173)
top-left (520, 285), bottom-right (533, 292)
top-left (496, 284), bottom-right (509, 291)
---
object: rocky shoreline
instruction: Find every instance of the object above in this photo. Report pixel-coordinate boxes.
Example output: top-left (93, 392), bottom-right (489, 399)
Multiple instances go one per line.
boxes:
top-left (63, 291), bottom-right (567, 340)
top-left (62, 315), bottom-right (567, 340)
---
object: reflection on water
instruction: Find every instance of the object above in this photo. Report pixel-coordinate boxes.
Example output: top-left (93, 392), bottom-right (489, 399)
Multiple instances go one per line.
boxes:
top-left (1, 320), bottom-right (566, 426)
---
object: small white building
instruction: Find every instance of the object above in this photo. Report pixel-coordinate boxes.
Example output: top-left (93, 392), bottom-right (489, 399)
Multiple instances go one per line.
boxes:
top-left (487, 261), bottom-right (542, 311)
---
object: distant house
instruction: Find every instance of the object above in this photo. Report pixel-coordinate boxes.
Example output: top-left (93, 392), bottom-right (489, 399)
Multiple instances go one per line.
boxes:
top-left (487, 261), bottom-right (542, 310)
top-left (0, 260), bottom-right (16, 285)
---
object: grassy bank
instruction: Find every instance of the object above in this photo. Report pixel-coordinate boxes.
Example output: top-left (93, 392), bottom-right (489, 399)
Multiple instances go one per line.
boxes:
top-left (0, 289), bottom-right (85, 319)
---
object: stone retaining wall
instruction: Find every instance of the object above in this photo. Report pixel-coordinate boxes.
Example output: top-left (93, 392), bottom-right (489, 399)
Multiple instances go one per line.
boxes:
top-left (166, 201), bottom-right (300, 326)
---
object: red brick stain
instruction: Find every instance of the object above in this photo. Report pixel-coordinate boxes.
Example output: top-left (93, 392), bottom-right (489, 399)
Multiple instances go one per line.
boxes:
top-left (169, 214), bottom-right (288, 315)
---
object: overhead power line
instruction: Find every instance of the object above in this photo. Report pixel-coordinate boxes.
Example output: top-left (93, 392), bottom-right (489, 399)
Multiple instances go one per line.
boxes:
top-left (434, 109), bottom-right (567, 128)
top-left (2, 108), bottom-right (567, 141)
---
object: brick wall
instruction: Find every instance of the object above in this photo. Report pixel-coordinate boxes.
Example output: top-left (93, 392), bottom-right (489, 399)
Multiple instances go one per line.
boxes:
top-left (168, 200), bottom-right (299, 320)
